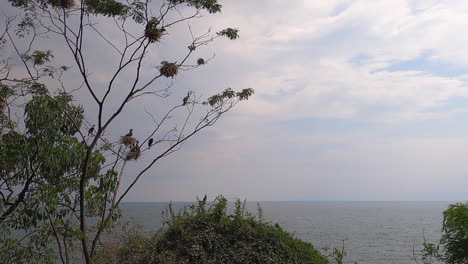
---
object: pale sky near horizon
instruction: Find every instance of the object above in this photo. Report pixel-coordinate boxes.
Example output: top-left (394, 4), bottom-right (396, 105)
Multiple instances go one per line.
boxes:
top-left (3, 0), bottom-right (468, 202)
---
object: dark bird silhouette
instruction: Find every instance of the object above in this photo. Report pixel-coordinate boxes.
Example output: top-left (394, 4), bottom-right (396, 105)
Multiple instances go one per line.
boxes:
top-left (124, 129), bottom-right (133, 137)
top-left (148, 138), bottom-right (154, 148)
top-left (182, 91), bottom-right (192, 105)
top-left (203, 194), bottom-right (207, 203)
top-left (88, 125), bottom-right (95, 136)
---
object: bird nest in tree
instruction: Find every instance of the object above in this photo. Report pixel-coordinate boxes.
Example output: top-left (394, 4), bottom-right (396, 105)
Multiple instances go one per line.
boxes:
top-left (145, 18), bottom-right (163, 43)
top-left (160, 61), bottom-right (178, 78)
top-left (120, 136), bottom-right (137, 146)
top-left (50, 0), bottom-right (75, 8)
top-left (125, 141), bottom-right (141, 160)
top-left (145, 28), bottom-right (163, 43)
top-left (126, 147), bottom-right (141, 161)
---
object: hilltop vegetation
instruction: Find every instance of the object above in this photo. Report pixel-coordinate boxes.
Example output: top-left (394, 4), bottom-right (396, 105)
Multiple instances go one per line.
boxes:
top-left (96, 196), bottom-right (328, 264)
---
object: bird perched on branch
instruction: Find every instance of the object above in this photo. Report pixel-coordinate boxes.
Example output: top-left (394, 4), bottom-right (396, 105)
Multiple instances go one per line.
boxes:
top-left (148, 138), bottom-right (154, 148)
top-left (88, 125), bottom-right (95, 136)
top-left (182, 91), bottom-right (192, 105)
top-left (203, 194), bottom-right (207, 203)
top-left (124, 129), bottom-right (133, 137)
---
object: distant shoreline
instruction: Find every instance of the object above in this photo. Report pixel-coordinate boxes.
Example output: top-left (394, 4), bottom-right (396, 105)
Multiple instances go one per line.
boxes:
top-left (121, 200), bottom-right (460, 203)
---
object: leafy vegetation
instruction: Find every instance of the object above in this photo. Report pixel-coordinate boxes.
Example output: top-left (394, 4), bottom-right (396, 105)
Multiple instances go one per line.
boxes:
top-left (96, 196), bottom-right (328, 264)
top-left (440, 202), bottom-right (468, 263)
top-left (419, 202), bottom-right (468, 264)
top-left (0, 89), bottom-right (115, 264)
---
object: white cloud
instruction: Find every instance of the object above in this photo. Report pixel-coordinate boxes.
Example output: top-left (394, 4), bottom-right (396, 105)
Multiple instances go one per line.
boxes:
top-left (106, 0), bottom-right (468, 201)
top-left (234, 58), bottom-right (468, 123)
top-left (205, 0), bottom-right (468, 123)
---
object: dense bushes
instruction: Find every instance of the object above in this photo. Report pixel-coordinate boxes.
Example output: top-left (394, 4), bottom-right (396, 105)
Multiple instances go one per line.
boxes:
top-left (96, 196), bottom-right (328, 264)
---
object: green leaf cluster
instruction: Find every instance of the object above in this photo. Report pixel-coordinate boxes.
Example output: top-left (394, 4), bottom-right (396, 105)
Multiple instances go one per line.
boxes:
top-left (84, 0), bottom-right (127, 17)
top-left (23, 50), bottom-right (53, 66)
top-left (9, 0), bottom-right (126, 16)
top-left (205, 88), bottom-right (254, 106)
top-left (217, 28), bottom-right (239, 40)
top-left (169, 0), bottom-right (222, 14)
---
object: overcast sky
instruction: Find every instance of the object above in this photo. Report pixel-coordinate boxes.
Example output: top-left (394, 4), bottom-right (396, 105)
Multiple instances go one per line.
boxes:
top-left (4, 0), bottom-right (468, 201)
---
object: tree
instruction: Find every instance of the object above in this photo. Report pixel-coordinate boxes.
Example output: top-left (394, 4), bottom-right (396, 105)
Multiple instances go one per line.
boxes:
top-left (420, 202), bottom-right (468, 264)
top-left (0, 0), bottom-right (254, 263)
top-left (439, 202), bottom-right (468, 263)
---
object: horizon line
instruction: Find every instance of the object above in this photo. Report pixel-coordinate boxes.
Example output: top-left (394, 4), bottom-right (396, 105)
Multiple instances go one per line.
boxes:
top-left (121, 199), bottom-right (463, 203)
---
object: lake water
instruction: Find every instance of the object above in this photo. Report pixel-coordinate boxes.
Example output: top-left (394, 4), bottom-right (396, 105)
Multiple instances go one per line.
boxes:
top-left (119, 201), bottom-right (453, 264)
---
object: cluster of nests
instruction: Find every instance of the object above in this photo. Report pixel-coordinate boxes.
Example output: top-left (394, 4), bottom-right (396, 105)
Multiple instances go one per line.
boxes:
top-left (49, 0), bottom-right (75, 9)
top-left (145, 18), bottom-right (164, 43)
top-left (159, 61), bottom-right (178, 78)
top-left (120, 129), bottom-right (141, 161)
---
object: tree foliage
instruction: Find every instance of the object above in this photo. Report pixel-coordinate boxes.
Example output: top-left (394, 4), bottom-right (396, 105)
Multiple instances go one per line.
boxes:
top-left (420, 202), bottom-right (468, 264)
top-left (0, 89), bottom-right (113, 264)
top-left (440, 202), bottom-right (468, 263)
top-left (95, 196), bottom-right (328, 264)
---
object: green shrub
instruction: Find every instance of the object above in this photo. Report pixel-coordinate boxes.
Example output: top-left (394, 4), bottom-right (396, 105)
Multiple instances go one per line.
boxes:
top-left (440, 202), bottom-right (468, 263)
top-left (421, 202), bottom-right (468, 264)
top-left (96, 196), bottom-right (328, 264)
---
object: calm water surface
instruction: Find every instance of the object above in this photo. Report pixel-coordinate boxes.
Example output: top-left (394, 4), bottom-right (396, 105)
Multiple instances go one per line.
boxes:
top-left (120, 201), bottom-right (452, 264)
